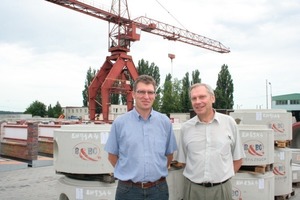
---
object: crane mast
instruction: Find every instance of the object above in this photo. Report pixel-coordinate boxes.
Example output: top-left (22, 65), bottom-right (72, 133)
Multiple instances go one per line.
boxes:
top-left (45, 0), bottom-right (230, 122)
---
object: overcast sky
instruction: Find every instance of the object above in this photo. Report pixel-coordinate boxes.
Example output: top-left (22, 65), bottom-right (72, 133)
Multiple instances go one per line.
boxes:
top-left (1, 0), bottom-right (299, 112)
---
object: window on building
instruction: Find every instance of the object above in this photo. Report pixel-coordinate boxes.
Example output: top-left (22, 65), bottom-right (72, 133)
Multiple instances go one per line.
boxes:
top-left (275, 100), bottom-right (288, 105)
top-left (290, 100), bottom-right (300, 105)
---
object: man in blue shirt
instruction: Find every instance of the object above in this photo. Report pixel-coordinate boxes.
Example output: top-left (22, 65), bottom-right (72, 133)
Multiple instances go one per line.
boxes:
top-left (105, 75), bottom-right (178, 200)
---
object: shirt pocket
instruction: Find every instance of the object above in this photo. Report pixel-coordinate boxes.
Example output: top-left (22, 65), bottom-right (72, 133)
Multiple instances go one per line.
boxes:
top-left (219, 140), bottom-right (231, 158)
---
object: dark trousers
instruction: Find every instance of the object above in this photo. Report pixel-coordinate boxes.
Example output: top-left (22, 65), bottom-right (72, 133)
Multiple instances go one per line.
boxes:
top-left (115, 180), bottom-right (169, 200)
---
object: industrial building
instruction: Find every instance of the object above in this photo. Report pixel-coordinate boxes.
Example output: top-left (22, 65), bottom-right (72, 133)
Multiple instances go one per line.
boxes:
top-left (272, 93), bottom-right (300, 122)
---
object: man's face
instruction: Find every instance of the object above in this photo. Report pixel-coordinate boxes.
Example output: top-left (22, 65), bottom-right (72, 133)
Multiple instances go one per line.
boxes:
top-left (133, 82), bottom-right (156, 110)
top-left (190, 85), bottom-right (215, 116)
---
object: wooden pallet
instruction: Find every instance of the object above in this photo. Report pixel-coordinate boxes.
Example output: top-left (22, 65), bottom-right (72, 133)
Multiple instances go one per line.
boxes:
top-left (292, 182), bottom-right (300, 188)
top-left (275, 140), bottom-right (291, 148)
top-left (239, 164), bottom-right (273, 174)
top-left (275, 189), bottom-right (295, 200)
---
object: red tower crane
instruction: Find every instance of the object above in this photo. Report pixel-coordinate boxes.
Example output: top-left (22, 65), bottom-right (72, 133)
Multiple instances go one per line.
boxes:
top-left (45, 0), bottom-right (230, 122)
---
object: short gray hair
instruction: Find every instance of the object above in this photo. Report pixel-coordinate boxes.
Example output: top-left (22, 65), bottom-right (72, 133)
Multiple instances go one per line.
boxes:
top-left (189, 83), bottom-right (215, 98)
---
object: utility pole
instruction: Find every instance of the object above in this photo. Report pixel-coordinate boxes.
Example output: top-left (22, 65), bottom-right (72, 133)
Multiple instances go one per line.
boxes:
top-left (266, 79), bottom-right (268, 109)
top-left (269, 82), bottom-right (272, 109)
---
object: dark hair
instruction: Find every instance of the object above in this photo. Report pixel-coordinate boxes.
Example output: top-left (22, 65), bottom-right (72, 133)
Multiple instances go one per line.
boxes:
top-left (133, 75), bottom-right (157, 92)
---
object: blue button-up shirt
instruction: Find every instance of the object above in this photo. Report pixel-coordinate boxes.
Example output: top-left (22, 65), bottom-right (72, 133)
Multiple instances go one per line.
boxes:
top-left (104, 108), bottom-right (177, 182)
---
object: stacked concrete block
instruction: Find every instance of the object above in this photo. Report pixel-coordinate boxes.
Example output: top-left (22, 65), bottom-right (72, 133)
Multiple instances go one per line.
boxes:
top-left (231, 172), bottom-right (274, 200)
top-left (230, 109), bottom-right (294, 199)
top-left (273, 147), bottom-right (292, 196)
top-left (38, 124), bottom-right (61, 156)
top-left (0, 122), bottom-right (39, 161)
top-left (230, 124), bottom-right (275, 199)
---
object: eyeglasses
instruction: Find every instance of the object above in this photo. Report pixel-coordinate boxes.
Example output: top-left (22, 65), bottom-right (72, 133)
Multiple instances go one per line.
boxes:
top-left (135, 90), bottom-right (156, 96)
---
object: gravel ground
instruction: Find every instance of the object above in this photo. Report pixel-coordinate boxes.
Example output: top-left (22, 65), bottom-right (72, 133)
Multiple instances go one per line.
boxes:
top-left (1, 165), bottom-right (300, 200)
top-left (0, 166), bottom-right (63, 200)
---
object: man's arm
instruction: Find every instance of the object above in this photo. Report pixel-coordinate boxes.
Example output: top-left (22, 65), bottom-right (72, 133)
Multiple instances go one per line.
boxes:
top-left (167, 154), bottom-right (173, 168)
top-left (108, 153), bottom-right (119, 167)
top-left (233, 158), bottom-right (243, 173)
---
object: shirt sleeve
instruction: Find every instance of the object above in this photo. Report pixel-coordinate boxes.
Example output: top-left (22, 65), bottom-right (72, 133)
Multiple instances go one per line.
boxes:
top-left (104, 122), bottom-right (119, 155)
top-left (175, 126), bottom-right (186, 163)
top-left (231, 119), bottom-right (246, 160)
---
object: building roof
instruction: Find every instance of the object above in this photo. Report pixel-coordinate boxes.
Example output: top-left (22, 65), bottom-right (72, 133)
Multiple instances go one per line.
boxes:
top-left (272, 93), bottom-right (300, 101)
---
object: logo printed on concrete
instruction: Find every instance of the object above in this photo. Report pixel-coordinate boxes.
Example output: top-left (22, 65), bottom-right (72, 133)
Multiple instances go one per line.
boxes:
top-left (73, 142), bottom-right (101, 161)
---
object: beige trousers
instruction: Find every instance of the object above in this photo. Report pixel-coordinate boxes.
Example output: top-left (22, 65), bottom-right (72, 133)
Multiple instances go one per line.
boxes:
top-left (183, 177), bottom-right (232, 200)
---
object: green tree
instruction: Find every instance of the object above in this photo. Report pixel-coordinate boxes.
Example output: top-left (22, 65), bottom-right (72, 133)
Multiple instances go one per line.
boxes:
top-left (191, 69), bottom-right (201, 85)
top-left (160, 74), bottom-right (173, 115)
top-left (214, 64), bottom-right (234, 109)
top-left (111, 93), bottom-right (120, 105)
top-left (24, 100), bottom-right (47, 117)
top-left (52, 101), bottom-right (63, 118)
top-left (47, 102), bottom-right (63, 118)
top-left (160, 74), bottom-right (182, 115)
top-left (82, 67), bottom-right (102, 114)
top-left (82, 67), bottom-right (97, 107)
top-left (47, 104), bottom-right (54, 117)
top-left (172, 78), bottom-right (183, 112)
top-left (181, 72), bottom-right (191, 112)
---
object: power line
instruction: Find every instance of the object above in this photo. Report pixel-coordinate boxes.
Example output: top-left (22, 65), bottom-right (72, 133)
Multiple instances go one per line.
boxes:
top-left (155, 0), bottom-right (188, 30)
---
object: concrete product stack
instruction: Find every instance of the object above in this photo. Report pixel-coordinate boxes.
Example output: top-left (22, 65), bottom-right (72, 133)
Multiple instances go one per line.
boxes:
top-left (57, 176), bottom-right (117, 200)
top-left (238, 124), bottom-right (274, 168)
top-left (167, 167), bottom-right (184, 200)
top-left (230, 109), bottom-right (293, 198)
top-left (54, 123), bottom-right (185, 200)
top-left (290, 122), bottom-right (300, 189)
top-left (291, 148), bottom-right (300, 164)
top-left (172, 123), bottom-right (181, 163)
top-left (291, 122), bottom-right (300, 148)
top-left (273, 147), bottom-right (293, 196)
top-left (230, 124), bottom-right (275, 199)
top-left (38, 124), bottom-right (61, 156)
top-left (292, 164), bottom-right (300, 184)
top-left (54, 124), bottom-right (116, 199)
top-left (230, 109), bottom-right (293, 143)
top-left (0, 121), bottom-right (53, 168)
top-left (230, 109), bottom-right (294, 199)
top-left (170, 122), bottom-right (185, 199)
top-left (290, 148), bottom-right (300, 187)
top-left (231, 172), bottom-right (274, 200)
top-left (54, 124), bottom-right (114, 175)
top-left (1, 122), bottom-right (39, 162)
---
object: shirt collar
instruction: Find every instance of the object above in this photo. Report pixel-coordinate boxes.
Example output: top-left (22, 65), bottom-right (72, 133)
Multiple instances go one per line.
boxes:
top-left (192, 109), bottom-right (220, 125)
top-left (132, 107), bottom-right (153, 120)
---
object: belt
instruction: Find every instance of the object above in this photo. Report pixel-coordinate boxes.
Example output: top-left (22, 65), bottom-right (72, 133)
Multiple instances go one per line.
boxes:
top-left (196, 179), bottom-right (229, 187)
top-left (120, 177), bottom-right (166, 189)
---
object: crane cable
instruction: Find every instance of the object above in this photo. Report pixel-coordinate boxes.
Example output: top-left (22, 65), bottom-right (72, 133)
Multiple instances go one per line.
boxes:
top-left (154, 0), bottom-right (188, 31)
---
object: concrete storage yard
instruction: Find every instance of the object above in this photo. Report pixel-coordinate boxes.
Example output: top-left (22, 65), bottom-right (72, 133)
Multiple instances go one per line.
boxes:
top-left (1, 112), bottom-right (299, 199)
top-left (0, 162), bottom-right (300, 200)
top-left (0, 164), bottom-right (62, 200)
